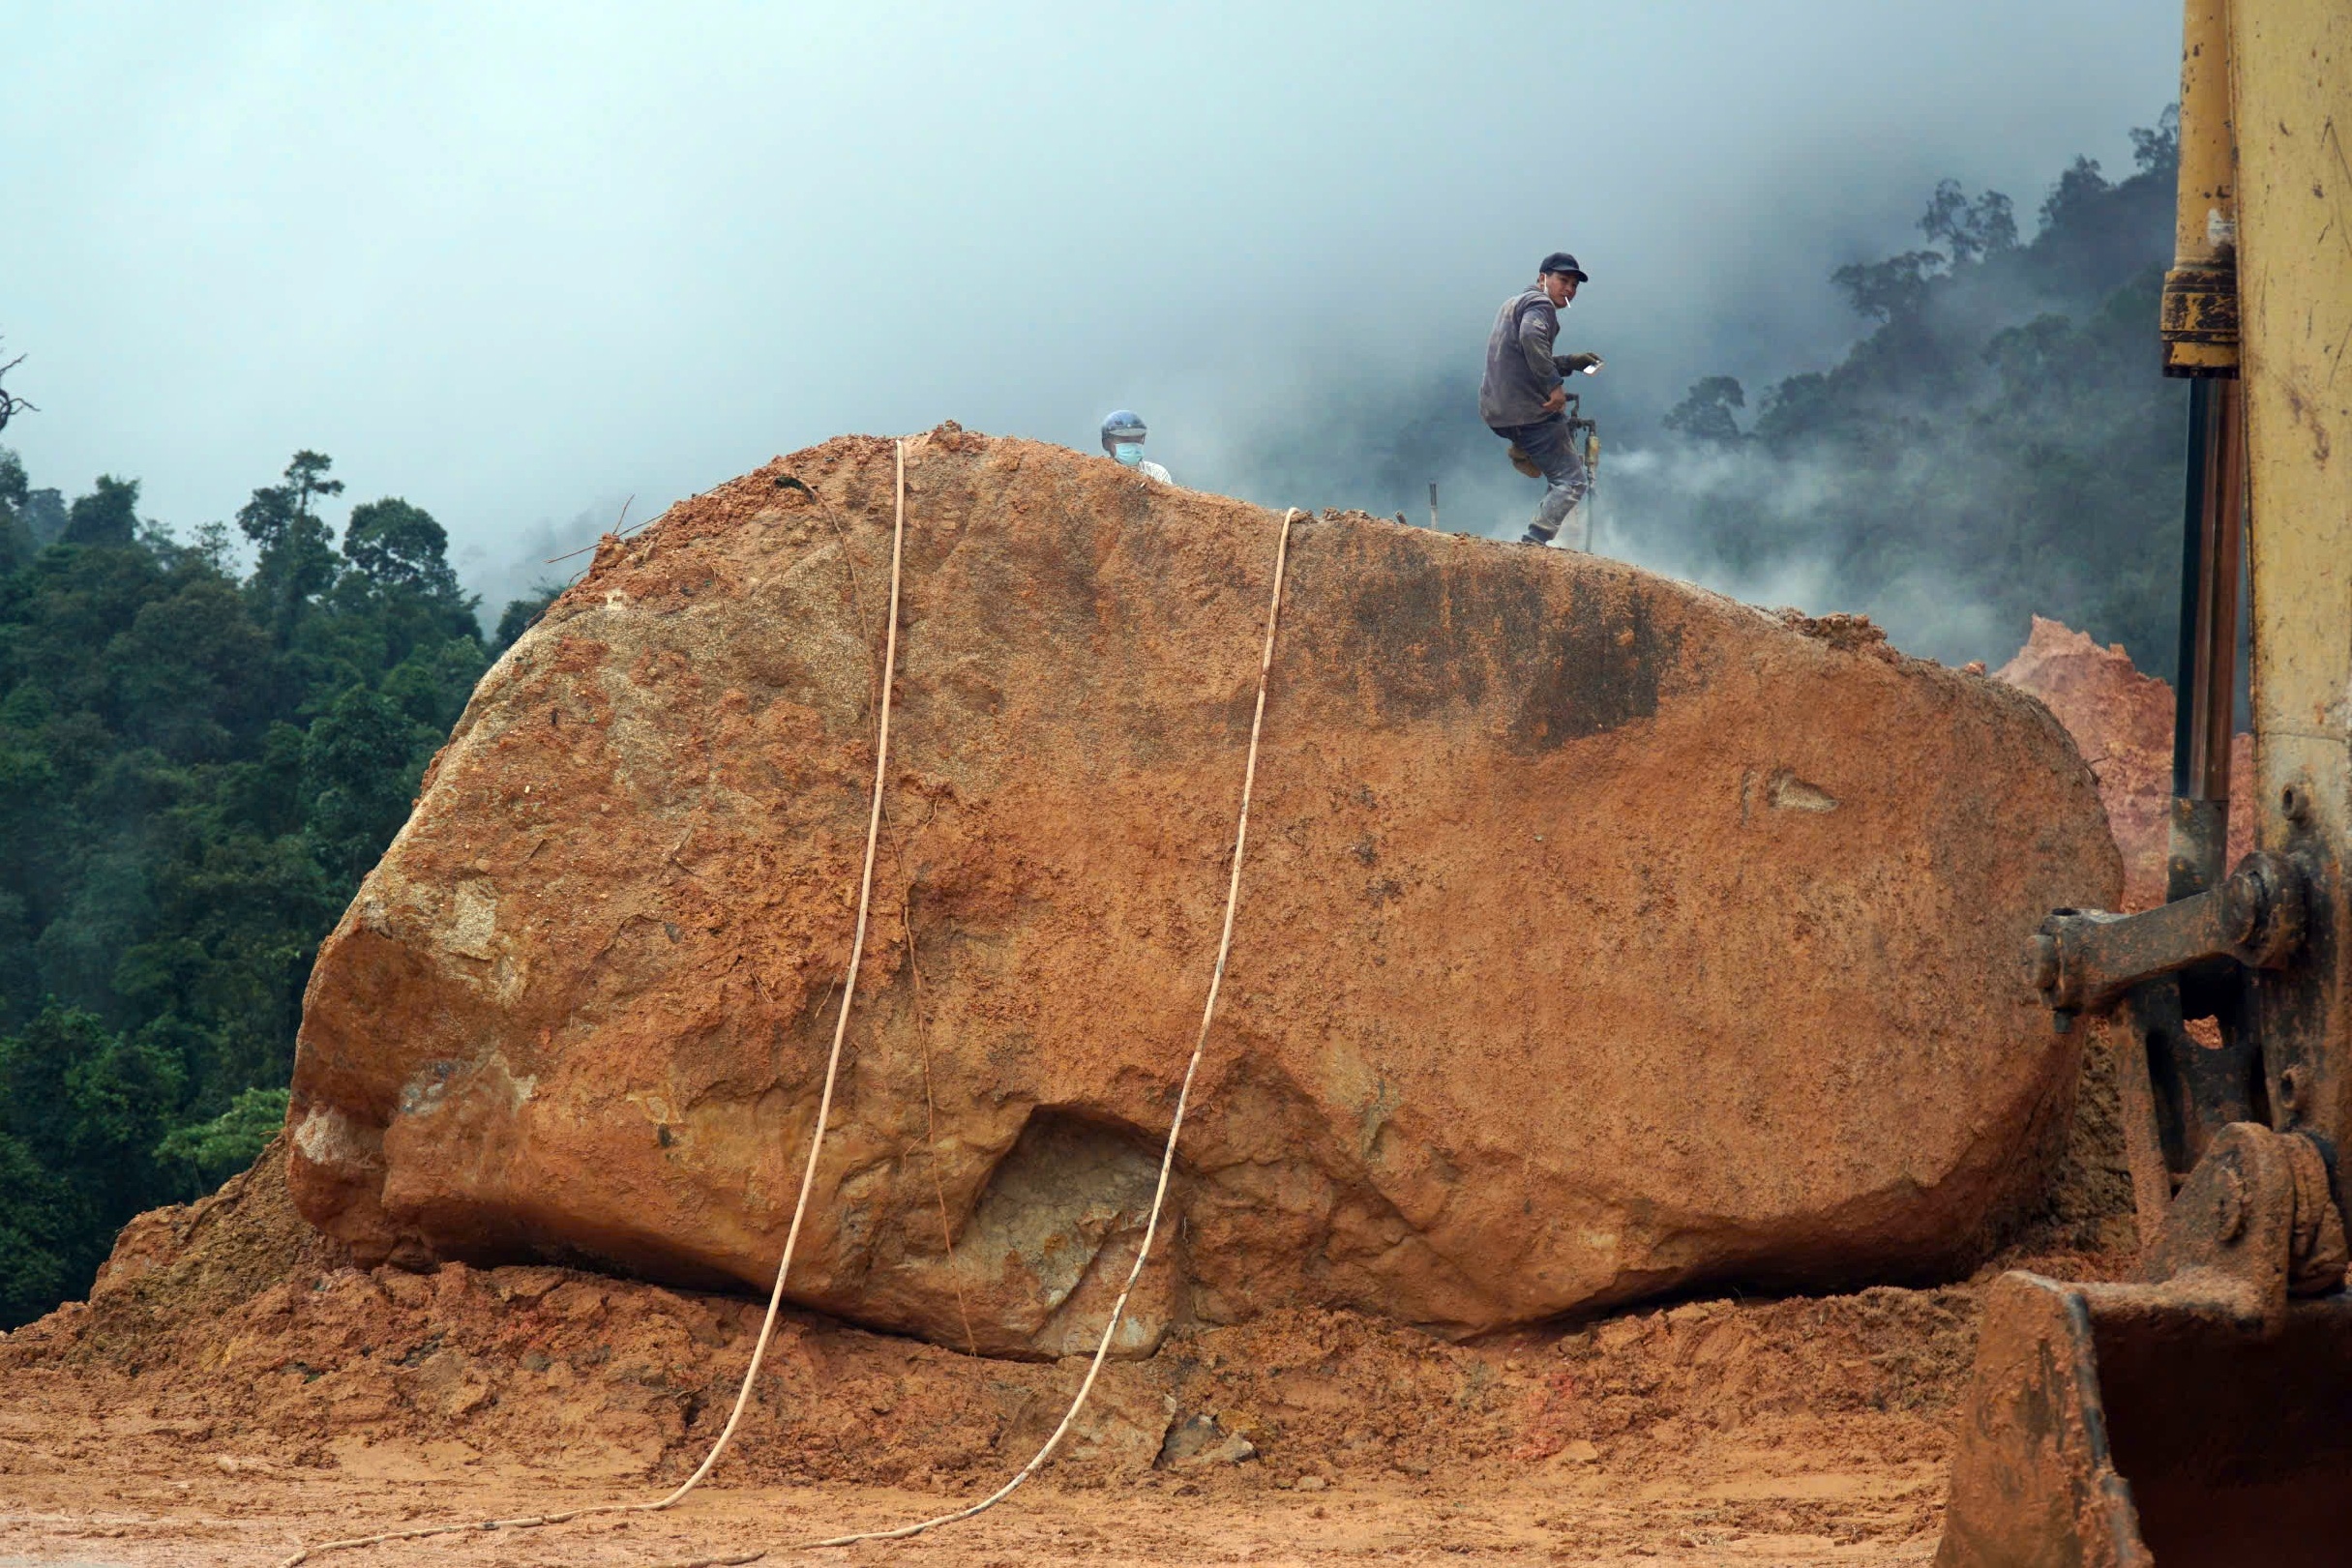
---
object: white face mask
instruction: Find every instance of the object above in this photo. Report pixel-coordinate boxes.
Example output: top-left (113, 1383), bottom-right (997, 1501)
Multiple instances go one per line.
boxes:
top-left (1113, 442), bottom-right (1146, 466)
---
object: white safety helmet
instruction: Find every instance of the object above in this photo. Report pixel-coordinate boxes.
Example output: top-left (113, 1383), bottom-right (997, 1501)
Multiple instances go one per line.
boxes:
top-left (1100, 409), bottom-right (1147, 455)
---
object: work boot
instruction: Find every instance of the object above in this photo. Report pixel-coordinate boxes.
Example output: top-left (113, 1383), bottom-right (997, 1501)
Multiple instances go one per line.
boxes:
top-left (1506, 444), bottom-right (1542, 479)
top-left (1520, 527), bottom-right (1554, 547)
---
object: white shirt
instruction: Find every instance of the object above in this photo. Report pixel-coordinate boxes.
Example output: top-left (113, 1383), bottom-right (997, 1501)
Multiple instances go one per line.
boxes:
top-left (1138, 459), bottom-right (1173, 485)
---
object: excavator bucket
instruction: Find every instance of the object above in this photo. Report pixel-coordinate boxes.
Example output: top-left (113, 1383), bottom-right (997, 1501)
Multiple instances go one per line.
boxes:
top-left (1938, 1273), bottom-right (2352, 1568)
top-left (1942, 0), bottom-right (2352, 1558)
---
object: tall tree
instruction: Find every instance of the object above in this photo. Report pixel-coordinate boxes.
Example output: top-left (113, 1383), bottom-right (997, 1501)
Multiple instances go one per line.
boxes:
top-left (342, 497), bottom-right (461, 601)
top-left (0, 448), bottom-right (32, 569)
top-left (61, 476), bottom-right (141, 547)
top-left (237, 451), bottom-right (343, 644)
top-left (302, 686), bottom-right (425, 883)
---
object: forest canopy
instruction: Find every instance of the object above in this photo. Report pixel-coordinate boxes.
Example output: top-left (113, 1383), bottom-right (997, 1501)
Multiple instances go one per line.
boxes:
top-left (0, 452), bottom-right (554, 1325)
top-left (1637, 111), bottom-right (2188, 673)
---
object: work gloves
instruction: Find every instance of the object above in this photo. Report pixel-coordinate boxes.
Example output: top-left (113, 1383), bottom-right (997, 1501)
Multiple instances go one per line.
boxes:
top-left (1554, 352), bottom-right (1604, 377)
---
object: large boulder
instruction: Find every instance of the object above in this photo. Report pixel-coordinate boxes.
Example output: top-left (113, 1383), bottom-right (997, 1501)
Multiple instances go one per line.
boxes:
top-left (287, 427), bottom-right (2120, 1357)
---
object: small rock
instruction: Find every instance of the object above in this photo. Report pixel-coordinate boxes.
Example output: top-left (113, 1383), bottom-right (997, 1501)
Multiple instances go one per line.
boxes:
top-left (491, 1265), bottom-right (567, 1308)
top-left (1004, 1376), bottom-right (1171, 1475)
top-left (1295, 1474), bottom-right (1329, 1493)
top-left (545, 1281), bottom-right (608, 1321)
top-left (376, 1269), bottom-right (432, 1309)
top-left (1159, 1412), bottom-right (1257, 1469)
top-left (1594, 1319), bottom-right (1644, 1354)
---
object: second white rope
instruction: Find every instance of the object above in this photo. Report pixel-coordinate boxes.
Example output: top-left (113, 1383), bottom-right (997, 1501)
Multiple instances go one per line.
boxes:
top-left (658, 503), bottom-right (1302, 1567)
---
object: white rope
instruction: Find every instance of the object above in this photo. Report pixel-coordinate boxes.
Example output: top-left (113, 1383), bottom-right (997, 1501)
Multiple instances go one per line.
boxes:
top-left (656, 503), bottom-right (1302, 1567)
top-left (275, 478), bottom-right (1300, 1568)
top-left (274, 437), bottom-right (916, 1567)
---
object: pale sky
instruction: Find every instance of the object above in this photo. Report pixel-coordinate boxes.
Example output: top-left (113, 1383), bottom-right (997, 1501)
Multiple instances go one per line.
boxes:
top-left (4, 1), bottom-right (2179, 608)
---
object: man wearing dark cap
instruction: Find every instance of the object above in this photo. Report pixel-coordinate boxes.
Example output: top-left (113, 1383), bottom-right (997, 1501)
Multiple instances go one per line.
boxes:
top-left (1480, 252), bottom-right (1603, 547)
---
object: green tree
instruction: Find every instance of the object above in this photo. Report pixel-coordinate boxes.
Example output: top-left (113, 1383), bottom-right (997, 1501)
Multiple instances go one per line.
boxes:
top-left (1663, 377), bottom-right (1747, 445)
top-left (342, 497), bottom-right (461, 601)
top-left (303, 685), bottom-right (426, 884)
top-left (106, 577), bottom-right (279, 761)
top-left (493, 580), bottom-right (567, 654)
top-left (0, 1132), bottom-right (78, 1325)
top-left (238, 451), bottom-right (343, 644)
top-left (154, 1085), bottom-right (289, 1199)
top-left (0, 1005), bottom-right (183, 1314)
top-left (0, 448), bottom-right (32, 570)
top-left (0, 445), bottom-right (489, 1326)
top-left (61, 475), bottom-right (141, 547)
top-left (19, 487), bottom-right (66, 546)
top-left (1830, 249), bottom-right (1948, 325)
top-left (1920, 179), bottom-right (2019, 264)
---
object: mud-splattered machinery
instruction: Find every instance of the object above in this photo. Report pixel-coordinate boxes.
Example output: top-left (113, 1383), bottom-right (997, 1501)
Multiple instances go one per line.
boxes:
top-left (1937, 3), bottom-right (2352, 1564)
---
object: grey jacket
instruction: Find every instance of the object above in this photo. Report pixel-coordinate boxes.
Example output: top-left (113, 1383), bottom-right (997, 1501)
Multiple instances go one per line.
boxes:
top-left (1480, 286), bottom-right (1562, 429)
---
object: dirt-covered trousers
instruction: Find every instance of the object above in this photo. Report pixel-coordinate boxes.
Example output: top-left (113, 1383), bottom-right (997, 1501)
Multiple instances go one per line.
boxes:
top-left (1491, 413), bottom-right (1589, 543)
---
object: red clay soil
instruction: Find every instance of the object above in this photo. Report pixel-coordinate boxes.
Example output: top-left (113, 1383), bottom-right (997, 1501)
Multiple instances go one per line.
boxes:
top-left (0, 1128), bottom-right (2131, 1566)
top-left (0, 582), bottom-right (2155, 1566)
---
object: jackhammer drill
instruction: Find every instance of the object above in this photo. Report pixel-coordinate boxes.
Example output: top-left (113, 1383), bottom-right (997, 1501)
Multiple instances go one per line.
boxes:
top-left (1506, 372), bottom-right (1603, 550)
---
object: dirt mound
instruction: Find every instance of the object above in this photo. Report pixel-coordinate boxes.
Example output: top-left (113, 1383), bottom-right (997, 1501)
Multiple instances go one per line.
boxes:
top-left (1995, 615), bottom-right (2251, 910)
top-left (283, 425), bottom-right (2118, 1355)
top-left (67, 1133), bottom-right (349, 1345)
top-left (2, 1209), bottom-right (1990, 1562)
top-left (4, 1163), bottom-right (1993, 1502)
top-left (3, 1118), bottom-right (2132, 1560)
top-left (12, 1120), bottom-right (2144, 1567)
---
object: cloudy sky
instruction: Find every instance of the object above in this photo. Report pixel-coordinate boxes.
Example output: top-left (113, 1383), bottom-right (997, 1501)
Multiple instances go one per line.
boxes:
top-left (5, 1), bottom-right (2178, 607)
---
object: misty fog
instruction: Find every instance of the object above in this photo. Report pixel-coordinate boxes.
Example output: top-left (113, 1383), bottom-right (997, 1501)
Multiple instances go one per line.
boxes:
top-left (6, 1), bottom-right (2183, 661)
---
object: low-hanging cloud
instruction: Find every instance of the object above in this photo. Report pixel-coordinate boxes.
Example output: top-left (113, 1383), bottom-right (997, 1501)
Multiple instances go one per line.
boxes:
top-left (3, 1), bottom-right (2181, 635)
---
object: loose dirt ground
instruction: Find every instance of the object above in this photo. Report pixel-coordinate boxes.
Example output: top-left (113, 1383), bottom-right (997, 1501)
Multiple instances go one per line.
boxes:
top-left (0, 1127), bottom-right (2133, 1566)
top-left (0, 1435), bottom-right (1950, 1566)
top-left (0, 1280), bottom-right (1980, 1568)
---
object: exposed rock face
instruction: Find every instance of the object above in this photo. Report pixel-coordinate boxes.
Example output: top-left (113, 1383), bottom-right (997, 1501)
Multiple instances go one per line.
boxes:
top-left (286, 428), bottom-right (2120, 1357)
top-left (1995, 615), bottom-right (2250, 911)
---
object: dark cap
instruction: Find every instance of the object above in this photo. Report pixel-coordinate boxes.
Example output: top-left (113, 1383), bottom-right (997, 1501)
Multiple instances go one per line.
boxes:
top-left (1539, 251), bottom-right (1590, 282)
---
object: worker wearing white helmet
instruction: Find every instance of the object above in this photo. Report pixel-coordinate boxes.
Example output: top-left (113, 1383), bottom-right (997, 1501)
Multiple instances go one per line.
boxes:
top-left (1100, 410), bottom-right (1173, 485)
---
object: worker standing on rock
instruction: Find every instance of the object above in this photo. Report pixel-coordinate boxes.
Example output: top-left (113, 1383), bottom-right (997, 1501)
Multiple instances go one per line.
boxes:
top-left (1480, 252), bottom-right (1602, 547)
top-left (1100, 409), bottom-right (1173, 485)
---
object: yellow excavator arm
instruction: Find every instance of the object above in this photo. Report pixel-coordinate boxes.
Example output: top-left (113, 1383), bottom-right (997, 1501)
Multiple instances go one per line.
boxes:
top-left (1937, 3), bottom-right (2352, 1564)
